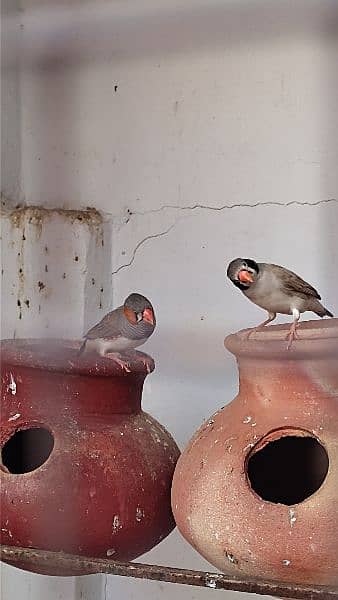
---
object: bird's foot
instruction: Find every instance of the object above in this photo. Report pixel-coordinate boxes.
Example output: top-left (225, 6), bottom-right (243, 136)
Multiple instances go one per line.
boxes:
top-left (245, 314), bottom-right (277, 340)
top-left (124, 350), bottom-right (153, 373)
top-left (106, 353), bottom-right (131, 372)
top-left (286, 323), bottom-right (300, 350)
top-left (246, 326), bottom-right (262, 340)
top-left (141, 355), bottom-right (153, 374)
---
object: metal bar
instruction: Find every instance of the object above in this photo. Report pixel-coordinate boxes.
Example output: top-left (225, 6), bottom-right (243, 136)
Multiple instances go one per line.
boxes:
top-left (1, 545), bottom-right (337, 599)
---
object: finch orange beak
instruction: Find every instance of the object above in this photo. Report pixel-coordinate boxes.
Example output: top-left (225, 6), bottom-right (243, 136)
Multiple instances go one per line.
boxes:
top-left (238, 270), bottom-right (254, 284)
top-left (143, 308), bottom-right (154, 325)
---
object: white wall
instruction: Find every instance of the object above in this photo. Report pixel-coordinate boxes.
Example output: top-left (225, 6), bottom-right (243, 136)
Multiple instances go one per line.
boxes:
top-left (2, 0), bottom-right (338, 599)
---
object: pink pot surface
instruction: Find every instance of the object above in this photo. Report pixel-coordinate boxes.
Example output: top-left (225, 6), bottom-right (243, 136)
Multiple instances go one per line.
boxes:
top-left (172, 319), bottom-right (338, 586)
top-left (0, 339), bottom-right (180, 576)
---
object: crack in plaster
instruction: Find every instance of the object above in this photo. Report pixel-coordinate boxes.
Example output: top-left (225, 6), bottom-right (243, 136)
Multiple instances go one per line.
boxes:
top-left (112, 197), bottom-right (337, 275)
top-left (112, 220), bottom-right (180, 275)
top-left (129, 197), bottom-right (337, 216)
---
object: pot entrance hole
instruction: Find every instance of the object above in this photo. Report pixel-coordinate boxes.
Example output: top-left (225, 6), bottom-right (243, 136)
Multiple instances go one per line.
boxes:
top-left (247, 434), bottom-right (328, 505)
top-left (1, 427), bottom-right (54, 474)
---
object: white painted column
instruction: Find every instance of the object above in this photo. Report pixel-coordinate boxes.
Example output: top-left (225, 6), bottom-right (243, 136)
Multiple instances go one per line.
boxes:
top-left (0, 203), bottom-right (113, 599)
top-left (1, 204), bottom-right (112, 339)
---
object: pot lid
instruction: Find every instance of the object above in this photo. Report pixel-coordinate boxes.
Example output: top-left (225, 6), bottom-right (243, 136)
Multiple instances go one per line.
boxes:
top-left (225, 318), bottom-right (338, 359)
top-left (0, 339), bottom-right (154, 376)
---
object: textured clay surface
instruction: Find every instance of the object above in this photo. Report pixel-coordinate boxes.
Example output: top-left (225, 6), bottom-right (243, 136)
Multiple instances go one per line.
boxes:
top-left (172, 319), bottom-right (338, 586)
top-left (0, 339), bottom-right (180, 575)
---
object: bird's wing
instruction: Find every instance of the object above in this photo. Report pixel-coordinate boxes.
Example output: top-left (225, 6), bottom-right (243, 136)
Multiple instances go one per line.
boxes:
top-left (84, 306), bottom-right (123, 339)
top-left (269, 264), bottom-right (321, 299)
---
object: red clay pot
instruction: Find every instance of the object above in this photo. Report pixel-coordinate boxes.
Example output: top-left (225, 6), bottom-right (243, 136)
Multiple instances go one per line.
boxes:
top-left (172, 319), bottom-right (338, 586)
top-left (0, 339), bottom-right (180, 576)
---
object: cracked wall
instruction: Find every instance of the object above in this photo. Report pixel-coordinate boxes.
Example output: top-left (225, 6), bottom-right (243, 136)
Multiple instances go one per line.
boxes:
top-left (111, 197), bottom-right (337, 275)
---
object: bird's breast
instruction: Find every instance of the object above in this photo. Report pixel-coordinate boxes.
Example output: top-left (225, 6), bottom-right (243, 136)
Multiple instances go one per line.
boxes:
top-left (244, 275), bottom-right (303, 315)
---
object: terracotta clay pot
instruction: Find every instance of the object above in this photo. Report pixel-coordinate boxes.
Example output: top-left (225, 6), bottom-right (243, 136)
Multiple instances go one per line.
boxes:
top-left (0, 339), bottom-right (180, 576)
top-left (172, 319), bottom-right (338, 586)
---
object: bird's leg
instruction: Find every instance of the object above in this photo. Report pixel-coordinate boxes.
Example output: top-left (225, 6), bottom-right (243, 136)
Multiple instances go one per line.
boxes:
top-left (286, 309), bottom-right (300, 350)
top-left (77, 340), bottom-right (87, 357)
top-left (102, 351), bottom-right (131, 373)
top-left (141, 355), bottom-right (153, 374)
top-left (124, 350), bottom-right (153, 373)
top-left (246, 312), bottom-right (277, 339)
top-left (111, 354), bottom-right (132, 373)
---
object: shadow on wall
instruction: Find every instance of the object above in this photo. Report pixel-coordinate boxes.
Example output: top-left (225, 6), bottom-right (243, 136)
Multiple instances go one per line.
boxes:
top-left (4, 0), bottom-right (338, 68)
top-left (323, 32), bottom-right (338, 318)
top-left (1, 0), bottom-right (22, 204)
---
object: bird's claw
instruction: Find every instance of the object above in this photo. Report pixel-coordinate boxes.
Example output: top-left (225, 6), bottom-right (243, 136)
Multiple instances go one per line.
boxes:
top-left (107, 354), bottom-right (131, 372)
top-left (286, 339), bottom-right (293, 351)
top-left (246, 328), bottom-right (256, 340)
top-left (141, 357), bottom-right (153, 373)
top-left (124, 350), bottom-right (153, 373)
top-left (117, 359), bottom-right (131, 373)
top-left (286, 324), bottom-right (300, 350)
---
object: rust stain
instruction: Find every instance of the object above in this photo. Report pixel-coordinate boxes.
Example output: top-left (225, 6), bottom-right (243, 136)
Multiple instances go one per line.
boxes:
top-left (2, 203), bottom-right (105, 249)
top-left (2, 203), bottom-right (106, 325)
top-left (7, 205), bottom-right (103, 232)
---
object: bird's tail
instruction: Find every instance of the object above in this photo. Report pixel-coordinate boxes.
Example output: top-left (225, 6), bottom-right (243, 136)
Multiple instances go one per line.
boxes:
top-left (315, 302), bottom-right (334, 318)
top-left (78, 340), bottom-right (87, 356)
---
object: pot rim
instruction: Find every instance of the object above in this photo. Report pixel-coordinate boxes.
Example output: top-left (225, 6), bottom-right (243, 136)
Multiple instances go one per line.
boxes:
top-left (0, 338), bottom-right (154, 376)
top-left (224, 318), bottom-right (338, 359)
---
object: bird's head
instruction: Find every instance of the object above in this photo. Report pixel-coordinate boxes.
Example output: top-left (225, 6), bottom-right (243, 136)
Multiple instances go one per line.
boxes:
top-left (226, 258), bottom-right (259, 290)
top-left (123, 293), bottom-right (155, 326)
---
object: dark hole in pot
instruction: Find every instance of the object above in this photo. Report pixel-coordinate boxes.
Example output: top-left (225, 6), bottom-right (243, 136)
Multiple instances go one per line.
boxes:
top-left (1, 427), bottom-right (54, 474)
top-left (247, 435), bottom-right (329, 505)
